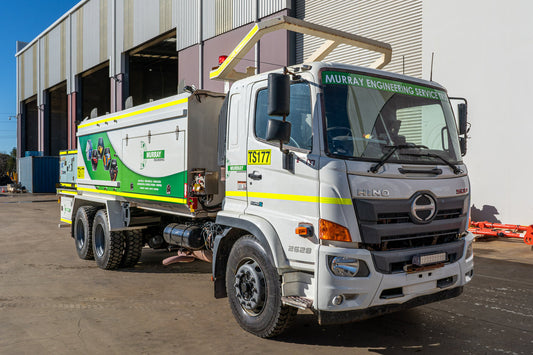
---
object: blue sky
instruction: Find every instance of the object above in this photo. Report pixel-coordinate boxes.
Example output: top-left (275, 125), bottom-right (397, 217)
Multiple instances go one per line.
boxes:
top-left (0, 0), bottom-right (79, 154)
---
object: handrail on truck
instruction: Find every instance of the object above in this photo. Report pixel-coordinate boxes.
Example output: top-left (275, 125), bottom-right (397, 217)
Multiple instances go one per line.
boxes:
top-left (209, 15), bottom-right (393, 82)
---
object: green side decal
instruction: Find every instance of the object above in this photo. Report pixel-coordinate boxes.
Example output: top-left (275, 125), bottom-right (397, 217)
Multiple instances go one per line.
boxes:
top-left (144, 150), bottom-right (165, 160)
top-left (322, 71), bottom-right (448, 102)
top-left (228, 165), bottom-right (247, 172)
top-left (78, 133), bottom-right (186, 203)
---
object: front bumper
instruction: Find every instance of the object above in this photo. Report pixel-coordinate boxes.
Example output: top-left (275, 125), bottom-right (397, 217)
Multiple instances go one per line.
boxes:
top-left (315, 232), bottom-right (474, 321)
top-left (317, 286), bottom-right (463, 325)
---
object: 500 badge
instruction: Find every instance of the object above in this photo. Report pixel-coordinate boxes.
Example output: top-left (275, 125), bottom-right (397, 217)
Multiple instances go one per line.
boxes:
top-left (247, 149), bottom-right (271, 165)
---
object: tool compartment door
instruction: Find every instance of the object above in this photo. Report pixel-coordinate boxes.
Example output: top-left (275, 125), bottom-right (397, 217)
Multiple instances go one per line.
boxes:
top-left (114, 120), bottom-right (187, 199)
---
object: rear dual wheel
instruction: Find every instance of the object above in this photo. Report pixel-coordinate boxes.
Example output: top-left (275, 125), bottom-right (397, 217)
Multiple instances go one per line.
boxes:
top-left (90, 209), bottom-right (144, 270)
top-left (92, 210), bottom-right (125, 270)
top-left (73, 206), bottom-right (97, 260)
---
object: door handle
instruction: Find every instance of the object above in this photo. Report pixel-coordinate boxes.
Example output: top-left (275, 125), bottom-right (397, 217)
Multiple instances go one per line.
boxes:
top-left (248, 171), bottom-right (262, 181)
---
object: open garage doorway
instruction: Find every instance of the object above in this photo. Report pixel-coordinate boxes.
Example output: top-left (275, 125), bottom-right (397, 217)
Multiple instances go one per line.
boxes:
top-left (45, 82), bottom-right (68, 156)
top-left (21, 96), bottom-right (38, 156)
top-left (126, 31), bottom-right (178, 107)
top-left (77, 62), bottom-right (111, 122)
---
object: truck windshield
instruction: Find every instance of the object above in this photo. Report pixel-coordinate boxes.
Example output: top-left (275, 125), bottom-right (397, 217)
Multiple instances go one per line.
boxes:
top-left (321, 70), bottom-right (462, 164)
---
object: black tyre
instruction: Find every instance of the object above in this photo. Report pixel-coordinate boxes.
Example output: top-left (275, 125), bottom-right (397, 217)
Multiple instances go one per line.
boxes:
top-left (120, 230), bottom-right (144, 268)
top-left (92, 209), bottom-right (125, 270)
top-left (226, 235), bottom-right (297, 338)
top-left (73, 206), bottom-right (97, 260)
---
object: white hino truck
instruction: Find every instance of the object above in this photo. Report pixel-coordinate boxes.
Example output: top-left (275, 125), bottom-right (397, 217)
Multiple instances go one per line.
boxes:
top-left (57, 17), bottom-right (474, 337)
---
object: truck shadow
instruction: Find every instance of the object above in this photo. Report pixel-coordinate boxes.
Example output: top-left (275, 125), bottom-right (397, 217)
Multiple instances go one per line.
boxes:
top-left (276, 310), bottom-right (447, 353)
top-left (120, 248), bottom-right (212, 274)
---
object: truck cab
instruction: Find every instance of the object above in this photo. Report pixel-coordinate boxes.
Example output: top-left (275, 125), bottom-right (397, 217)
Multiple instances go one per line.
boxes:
top-left (216, 61), bottom-right (473, 332)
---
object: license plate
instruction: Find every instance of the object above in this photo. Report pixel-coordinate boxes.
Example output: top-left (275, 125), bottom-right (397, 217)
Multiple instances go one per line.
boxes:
top-left (412, 252), bottom-right (446, 266)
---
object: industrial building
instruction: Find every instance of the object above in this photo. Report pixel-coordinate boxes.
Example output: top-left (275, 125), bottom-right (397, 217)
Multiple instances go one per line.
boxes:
top-left (15, 0), bottom-right (533, 223)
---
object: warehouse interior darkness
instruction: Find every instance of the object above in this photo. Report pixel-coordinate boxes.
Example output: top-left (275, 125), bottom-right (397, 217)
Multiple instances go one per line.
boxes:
top-left (46, 82), bottom-right (68, 156)
top-left (22, 97), bottom-right (39, 153)
top-left (78, 63), bottom-right (111, 122)
top-left (126, 32), bottom-right (178, 108)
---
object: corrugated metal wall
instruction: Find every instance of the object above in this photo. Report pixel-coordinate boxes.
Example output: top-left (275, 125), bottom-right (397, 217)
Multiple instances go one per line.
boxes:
top-left (17, 0), bottom-right (290, 101)
top-left (197, 0), bottom-right (290, 47)
top-left (296, 0), bottom-right (423, 78)
top-left (19, 44), bottom-right (38, 101)
top-left (176, 0), bottom-right (199, 50)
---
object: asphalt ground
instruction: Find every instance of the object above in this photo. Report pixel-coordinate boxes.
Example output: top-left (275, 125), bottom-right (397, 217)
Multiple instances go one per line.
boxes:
top-left (1, 193), bottom-right (532, 354)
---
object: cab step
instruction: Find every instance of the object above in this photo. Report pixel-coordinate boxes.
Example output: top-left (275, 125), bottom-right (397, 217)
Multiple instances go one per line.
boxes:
top-left (281, 296), bottom-right (313, 310)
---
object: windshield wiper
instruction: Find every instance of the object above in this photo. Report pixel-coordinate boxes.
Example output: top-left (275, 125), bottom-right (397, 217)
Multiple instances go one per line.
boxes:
top-left (369, 143), bottom-right (428, 173)
top-left (400, 152), bottom-right (462, 175)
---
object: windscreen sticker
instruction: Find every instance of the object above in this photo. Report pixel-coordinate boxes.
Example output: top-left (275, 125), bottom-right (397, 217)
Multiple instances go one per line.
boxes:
top-left (322, 71), bottom-right (448, 101)
top-left (247, 149), bottom-right (271, 165)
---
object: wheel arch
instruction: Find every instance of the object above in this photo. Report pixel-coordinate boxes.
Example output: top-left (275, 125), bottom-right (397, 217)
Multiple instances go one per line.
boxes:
top-left (213, 213), bottom-right (290, 299)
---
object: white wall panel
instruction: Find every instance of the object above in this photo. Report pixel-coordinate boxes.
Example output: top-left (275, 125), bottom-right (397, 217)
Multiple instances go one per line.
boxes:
top-left (423, 0), bottom-right (533, 224)
top-left (83, 0), bottom-right (101, 71)
top-left (132, 0), bottom-right (160, 48)
top-left (176, 0), bottom-right (199, 50)
top-left (48, 27), bottom-right (61, 87)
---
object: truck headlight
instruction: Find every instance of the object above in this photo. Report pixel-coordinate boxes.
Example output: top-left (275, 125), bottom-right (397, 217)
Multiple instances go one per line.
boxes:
top-left (328, 256), bottom-right (369, 277)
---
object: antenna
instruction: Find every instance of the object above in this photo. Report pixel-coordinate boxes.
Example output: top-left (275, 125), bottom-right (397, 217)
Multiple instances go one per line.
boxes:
top-left (430, 52), bottom-right (434, 81)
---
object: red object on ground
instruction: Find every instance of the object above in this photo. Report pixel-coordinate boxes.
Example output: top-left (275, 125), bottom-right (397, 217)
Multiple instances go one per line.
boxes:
top-left (469, 221), bottom-right (533, 245)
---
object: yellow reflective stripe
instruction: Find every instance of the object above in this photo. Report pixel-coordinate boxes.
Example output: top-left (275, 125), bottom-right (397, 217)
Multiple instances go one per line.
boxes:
top-left (250, 191), bottom-right (319, 203)
top-left (59, 183), bottom-right (77, 188)
top-left (58, 189), bottom-right (77, 195)
top-left (67, 150), bottom-right (77, 154)
top-left (319, 196), bottom-right (352, 205)
top-left (226, 191), bottom-right (247, 197)
top-left (226, 191), bottom-right (352, 205)
top-left (60, 218), bottom-right (72, 224)
top-left (209, 24), bottom-right (259, 79)
top-left (59, 150), bottom-right (77, 155)
top-left (78, 98), bottom-right (188, 129)
top-left (78, 186), bottom-right (187, 204)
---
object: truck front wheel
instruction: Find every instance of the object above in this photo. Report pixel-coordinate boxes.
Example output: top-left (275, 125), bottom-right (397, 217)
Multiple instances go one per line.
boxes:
top-left (73, 206), bottom-right (97, 260)
top-left (226, 235), bottom-right (296, 338)
top-left (92, 209), bottom-right (125, 270)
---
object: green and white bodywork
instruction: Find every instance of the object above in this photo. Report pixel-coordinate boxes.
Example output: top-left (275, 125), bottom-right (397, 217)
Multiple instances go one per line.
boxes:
top-left (75, 91), bottom-right (225, 218)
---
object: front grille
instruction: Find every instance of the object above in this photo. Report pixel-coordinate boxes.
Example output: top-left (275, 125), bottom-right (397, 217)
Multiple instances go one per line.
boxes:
top-left (435, 209), bottom-right (462, 220)
top-left (377, 212), bottom-right (410, 224)
top-left (377, 209), bottom-right (462, 225)
top-left (377, 229), bottom-right (460, 251)
top-left (354, 195), bottom-right (467, 249)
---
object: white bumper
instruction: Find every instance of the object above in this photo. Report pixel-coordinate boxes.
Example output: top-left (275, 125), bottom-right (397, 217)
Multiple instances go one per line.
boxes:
top-left (315, 233), bottom-right (474, 312)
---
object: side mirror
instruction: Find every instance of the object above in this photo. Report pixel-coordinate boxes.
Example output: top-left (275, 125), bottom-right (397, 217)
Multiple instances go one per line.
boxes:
top-left (450, 97), bottom-right (468, 156)
top-left (458, 103), bottom-right (468, 135)
top-left (268, 73), bottom-right (290, 117)
top-left (266, 119), bottom-right (291, 144)
top-left (459, 136), bottom-right (467, 156)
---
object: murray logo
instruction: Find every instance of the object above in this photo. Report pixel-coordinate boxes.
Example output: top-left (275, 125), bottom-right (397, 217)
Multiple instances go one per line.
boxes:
top-left (140, 142), bottom-right (165, 170)
top-left (144, 150), bottom-right (165, 160)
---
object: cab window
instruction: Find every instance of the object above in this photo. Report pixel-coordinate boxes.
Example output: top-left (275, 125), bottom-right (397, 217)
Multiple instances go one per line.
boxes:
top-left (254, 83), bottom-right (312, 150)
